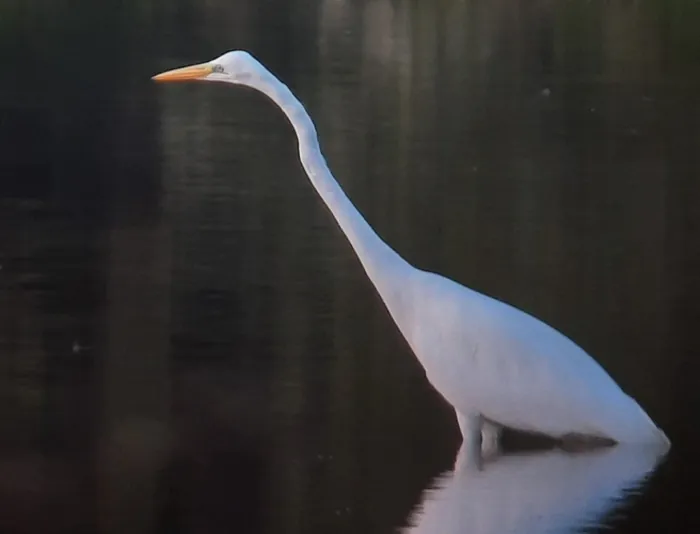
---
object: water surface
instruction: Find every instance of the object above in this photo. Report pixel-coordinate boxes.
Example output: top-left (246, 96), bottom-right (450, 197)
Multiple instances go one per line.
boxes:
top-left (0, 1), bottom-right (698, 533)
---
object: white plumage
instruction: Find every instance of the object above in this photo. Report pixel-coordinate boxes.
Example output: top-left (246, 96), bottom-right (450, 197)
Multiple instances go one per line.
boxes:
top-left (153, 51), bottom-right (670, 451)
top-left (406, 272), bottom-right (664, 444)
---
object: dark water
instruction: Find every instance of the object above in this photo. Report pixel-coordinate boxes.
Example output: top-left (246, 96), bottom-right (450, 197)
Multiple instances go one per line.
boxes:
top-left (1, 0), bottom-right (699, 532)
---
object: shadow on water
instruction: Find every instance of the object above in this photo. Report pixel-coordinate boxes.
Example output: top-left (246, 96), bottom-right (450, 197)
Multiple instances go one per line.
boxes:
top-left (404, 445), bottom-right (669, 534)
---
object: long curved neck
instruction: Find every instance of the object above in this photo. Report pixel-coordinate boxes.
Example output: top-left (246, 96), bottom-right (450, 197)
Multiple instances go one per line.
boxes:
top-left (244, 70), bottom-right (415, 312)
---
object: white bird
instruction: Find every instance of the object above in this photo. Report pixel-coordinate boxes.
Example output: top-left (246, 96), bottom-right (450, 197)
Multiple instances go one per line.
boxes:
top-left (153, 51), bottom-right (670, 453)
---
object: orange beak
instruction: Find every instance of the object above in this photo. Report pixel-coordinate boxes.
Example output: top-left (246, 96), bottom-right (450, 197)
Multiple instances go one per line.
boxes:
top-left (152, 62), bottom-right (213, 82)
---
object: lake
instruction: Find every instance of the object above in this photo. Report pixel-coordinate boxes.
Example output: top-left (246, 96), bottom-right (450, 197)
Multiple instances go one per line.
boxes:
top-left (0, 0), bottom-right (698, 533)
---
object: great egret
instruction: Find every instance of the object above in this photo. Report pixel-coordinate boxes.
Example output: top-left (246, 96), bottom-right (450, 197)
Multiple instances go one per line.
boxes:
top-left (153, 51), bottom-right (670, 452)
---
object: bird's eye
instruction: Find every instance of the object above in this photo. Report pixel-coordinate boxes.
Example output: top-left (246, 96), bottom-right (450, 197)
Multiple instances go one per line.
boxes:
top-left (212, 64), bottom-right (224, 73)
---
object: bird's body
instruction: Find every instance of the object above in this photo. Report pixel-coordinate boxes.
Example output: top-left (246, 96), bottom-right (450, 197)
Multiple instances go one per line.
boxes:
top-left (153, 51), bottom-right (669, 450)
top-left (402, 269), bottom-right (660, 443)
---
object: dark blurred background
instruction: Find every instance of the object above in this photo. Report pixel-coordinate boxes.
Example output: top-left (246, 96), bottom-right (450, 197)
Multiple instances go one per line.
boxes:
top-left (0, 0), bottom-right (698, 533)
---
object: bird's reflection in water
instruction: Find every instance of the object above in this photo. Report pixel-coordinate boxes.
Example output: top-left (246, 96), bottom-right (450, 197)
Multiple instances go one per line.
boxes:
top-left (404, 445), bottom-right (668, 534)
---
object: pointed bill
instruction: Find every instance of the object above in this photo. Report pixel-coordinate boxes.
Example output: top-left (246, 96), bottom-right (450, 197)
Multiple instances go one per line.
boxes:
top-left (152, 63), bottom-right (213, 82)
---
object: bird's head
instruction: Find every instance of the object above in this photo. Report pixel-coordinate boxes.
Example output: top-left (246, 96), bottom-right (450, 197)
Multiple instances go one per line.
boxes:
top-left (152, 50), bottom-right (264, 86)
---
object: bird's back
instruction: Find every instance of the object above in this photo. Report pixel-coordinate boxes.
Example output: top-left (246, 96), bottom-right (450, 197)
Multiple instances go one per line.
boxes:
top-left (396, 269), bottom-right (664, 444)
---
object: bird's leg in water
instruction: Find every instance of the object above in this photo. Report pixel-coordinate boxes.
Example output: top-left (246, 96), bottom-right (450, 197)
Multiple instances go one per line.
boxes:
top-left (454, 413), bottom-right (502, 471)
top-left (455, 412), bottom-right (484, 471)
top-left (481, 419), bottom-right (501, 457)
top-left (457, 412), bottom-right (483, 451)
top-left (457, 411), bottom-right (501, 455)
top-left (454, 441), bottom-right (482, 471)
